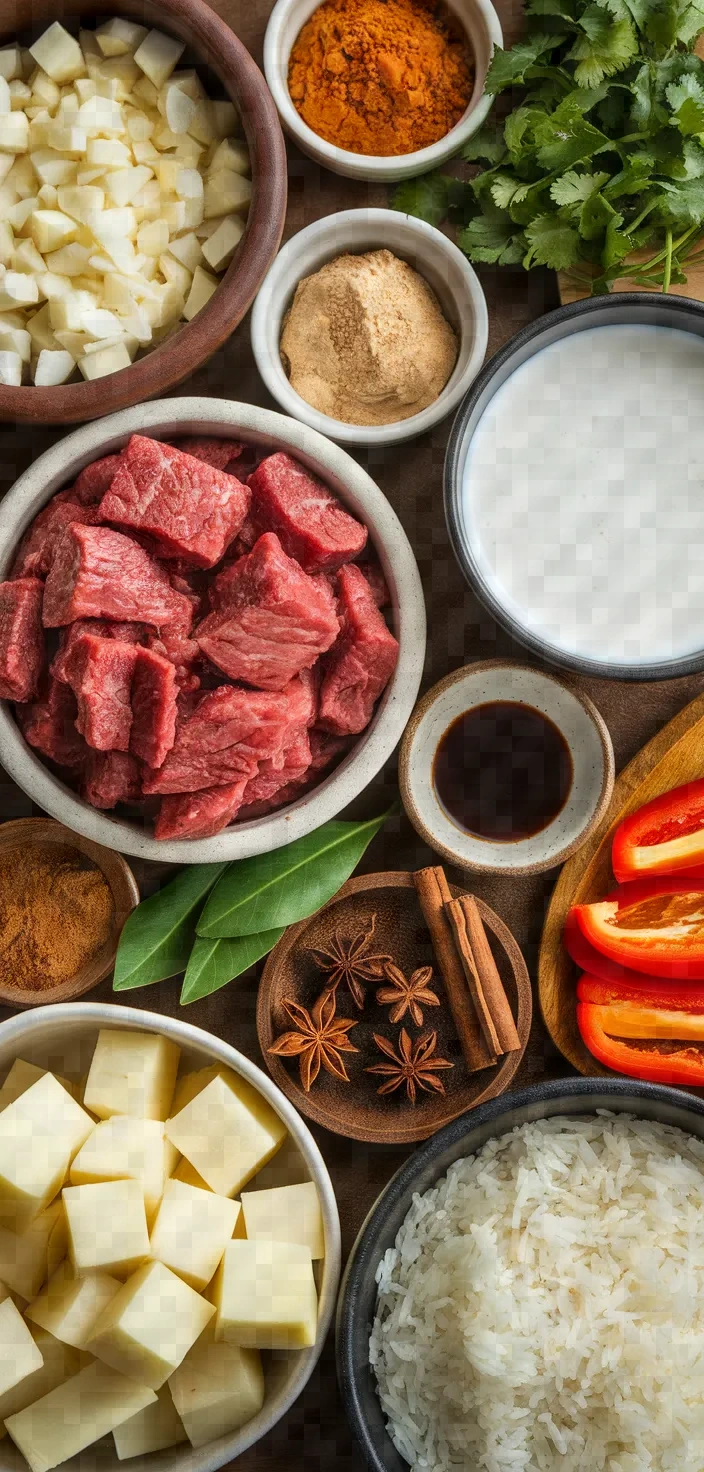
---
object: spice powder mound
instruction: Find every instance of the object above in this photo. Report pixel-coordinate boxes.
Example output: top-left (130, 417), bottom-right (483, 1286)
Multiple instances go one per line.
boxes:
top-left (0, 843), bottom-right (115, 992)
top-left (287, 0), bottom-right (475, 157)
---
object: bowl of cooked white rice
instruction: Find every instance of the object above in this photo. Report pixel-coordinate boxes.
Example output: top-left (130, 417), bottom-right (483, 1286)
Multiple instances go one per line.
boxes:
top-left (336, 1077), bottom-right (704, 1472)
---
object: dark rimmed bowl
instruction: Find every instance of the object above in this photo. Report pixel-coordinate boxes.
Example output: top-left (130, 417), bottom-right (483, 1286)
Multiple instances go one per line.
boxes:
top-left (336, 1076), bottom-right (704, 1472)
top-left (0, 0), bottom-right (287, 425)
top-left (444, 293), bottom-right (704, 682)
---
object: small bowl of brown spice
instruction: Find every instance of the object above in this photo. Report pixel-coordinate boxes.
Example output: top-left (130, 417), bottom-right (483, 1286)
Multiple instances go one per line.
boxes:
top-left (0, 818), bottom-right (139, 1008)
top-left (263, 0), bottom-right (502, 181)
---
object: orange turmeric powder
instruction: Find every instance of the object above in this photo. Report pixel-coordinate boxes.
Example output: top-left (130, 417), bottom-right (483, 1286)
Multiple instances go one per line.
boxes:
top-left (287, 0), bottom-right (475, 157)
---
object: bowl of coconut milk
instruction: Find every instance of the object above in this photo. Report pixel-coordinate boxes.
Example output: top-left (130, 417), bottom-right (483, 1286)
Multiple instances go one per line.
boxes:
top-left (445, 294), bottom-right (704, 680)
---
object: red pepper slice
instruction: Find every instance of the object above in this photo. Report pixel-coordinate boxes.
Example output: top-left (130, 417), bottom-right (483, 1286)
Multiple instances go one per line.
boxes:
top-left (564, 908), bottom-right (663, 986)
top-left (577, 974), bottom-right (704, 1084)
top-left (612, 778), bottom-right (704, 883)
top-left (572, 877), bottom-right (704, 979)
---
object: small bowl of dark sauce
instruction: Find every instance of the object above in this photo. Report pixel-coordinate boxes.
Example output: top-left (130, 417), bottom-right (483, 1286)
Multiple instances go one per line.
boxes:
top-left (399, 661), bottom-right (614, 874)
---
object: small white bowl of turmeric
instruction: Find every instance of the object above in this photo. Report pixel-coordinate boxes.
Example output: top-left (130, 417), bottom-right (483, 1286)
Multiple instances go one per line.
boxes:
top-left (250, 208), bottom-right (488, 448)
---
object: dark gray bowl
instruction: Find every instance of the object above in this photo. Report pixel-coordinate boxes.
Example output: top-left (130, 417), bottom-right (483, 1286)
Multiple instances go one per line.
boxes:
top-left (336, 1077), bottom-right (704, 1472)
top-left (444, 292), bottom-right (704, 682)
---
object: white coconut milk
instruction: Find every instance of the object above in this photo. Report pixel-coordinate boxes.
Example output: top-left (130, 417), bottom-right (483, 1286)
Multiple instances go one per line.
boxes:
top-left (462, 323), bottom-right (704, 665)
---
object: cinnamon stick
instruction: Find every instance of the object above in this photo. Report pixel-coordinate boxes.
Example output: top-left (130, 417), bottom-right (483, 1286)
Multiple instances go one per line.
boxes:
top-left (445, 897), bottom-right (502, 1058)
top-left (452, 894), bottom-right (521, 1054)
top-left (413, 867), bottom-right (496, 1072)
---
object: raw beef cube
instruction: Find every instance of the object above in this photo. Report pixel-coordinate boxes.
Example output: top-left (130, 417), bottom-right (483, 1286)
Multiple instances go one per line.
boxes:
top-left (42, 524), bottom-right (193, 631)
top-left (238, 728), bottom-right (351, 819)
top-left (173, 437), bottom-right (244, 471)
top-left (318, 564), bottom-right (399, 736)
top-left (18, 678), bottom-right (87, 769)
top-left (130, 646), bottom-right (177, 768)
top-left (147, 629), bottom-right (201, 693)
top-left (83, 750), bottom-right (141, 809)
top-left (155, 779), bottom-right (250, 841)
top-left (142, 682), bottom-right (300, 794)
top-left (11, 495), bottom-right (102, 579)
top-left (62, 634), bottom-right (138, 751)
top-left (99, 434), bottom-right (251, 569)
top-left (0, 578), bottom-right (45, 702)
top-left (51, 618), bottom-right (145, 682)
top-left (240, 728), bottom-right (312, 811)
top-left (195, 533), bottom-right (339, 691)
top-left (356, 560), bottom-right (390, 608)
top-left (248, 453), bottom-right (367, 572)
top-left (73, 454), bottom-right (121, 504)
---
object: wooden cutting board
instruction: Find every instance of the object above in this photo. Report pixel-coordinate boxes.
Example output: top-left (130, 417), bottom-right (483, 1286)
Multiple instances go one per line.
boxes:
top-left (539, 690), bottom-right (704, 1075)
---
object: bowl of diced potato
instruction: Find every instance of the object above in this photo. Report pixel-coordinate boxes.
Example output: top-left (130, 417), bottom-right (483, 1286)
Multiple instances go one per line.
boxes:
top-left (0, 0), bottom-right (287, 422)
top-left (0, 1002), bottom-right (340, 1472)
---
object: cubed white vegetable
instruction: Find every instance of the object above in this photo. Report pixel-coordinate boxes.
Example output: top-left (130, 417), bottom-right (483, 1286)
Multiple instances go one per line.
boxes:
top-left (0, 1201), bottom-right (66, 1299)
top-left (7, 156), bottom-right (38, 199)
top-left (44, 242), bottom-right (91, 276)
top-left (27, 1261), bottom-right (120, 1349)
top-left (39, 271), bottom-right (83, 303)
top-left (57, 184), bottom-right (105, 223)
top-left (134, 30), bottom-right (185, 90)
top-left (90, 228), bottom-right (137, 273)
top-left (94, 56), bottom-right (140, 100)
top-left (149, 1180), bottom-right (241, 1291)
top-left (0, 47), bottom-right (21, 83)
top-left (0, 112), bottom-right (29, 153)
top-left (113, 1385), bottom-right (186, 1460)
top-left (174, 136), bottom-right (204, 166)
top-left (153, 123), bottom-right (182, 151)
top-left (96, 18), bottom-right (148, 58)
top-left (0, 221), bottom-right (13, 266)
top-left (169, 1329), bottom-right (264, 1450)
top-left (204, 170), bottom-right (251, 219)
top-left (27, 304), bottom-right (59, 351)
top-left (49, 287), bottom-right (99, 331)
top-left (30, 149), bottom-right (77, 187)
top-left (99, 206), bottom-right (138, 237)
top-left (162, 197), bottom-right (186, 233)
top-left (44, 123), bottom-right (87, 157)
top-left (132, 75), bottom-right (159, 107)
top-left (167, 230), bottom-right (202, 271)
top-left (164, 1073), bottom-right (286, 1196)
top-left (0, 271), bottom-right (38, 310)
top-left (176, 166), bottom-right (203, 201)
top-left (29, 25), bottom-right (85, 85)
top-left (212, 100), bottom-right (238, 140)
top-left (0, 325), bottom-right (29, 363)
top-left (79, 305), bottom-right (123, 339)
top-left (0, 1074), bottom-right (94, 1230)
top-left (158, 252), bottom-right (191, 296)
top-left (0, 350), bottom-right (23, 386)
top-left (0, 78), bottom-right (11, 115)
top-left (125, 109), bottom-right (155, 143)
top-left (8, 79), bottom-right (31, 111)
top-left (201, 213), bottom-right (244, 272)
top-left (0, 1298), bottom-right (43, 1397)
top-left (212, 1239), bottom-right (318, 1349)
top-left (86, 137), bottom-right (131, 169)
top-left (188, 100), bottom-right (216, 146)
top-left (5, 1360), bottom-right (157, 1472)
top-left (0, 1327), bottom-right (81, 1433)
top-left (240, 1181), bottom-right (324, 1258)
top-left (31, 209), bottom-right (77, 253)
top-left (137, 219), bottom-right (168, 257)
top-left (210, 137), bottom-right (250, 177)
top-left (87, 1259), bottom-right (215, 1388)
top-left (37, 184), bottom-right (58, 207)
top-left (164, 85), bottom-right (195, 136)
top-left (105, 164), bottom-right (154, 207)
top-left (30, 72), bottom-right (60, 108)
top-left (64, 1180), bottom-right (150, 1278)
top-left (6, 199), bottom-right (36, 232)
top-left (12, 238), bottom-right (44, 274)
top-left (74, 77), bottom-right (97, 104)
top-left (70, 1115), bottom-right (175, 1225)
top-left (33, 348), bottom-right (75, 386)
top-left (76, 95), bottom-right (125, 137)
top-left (183, 264), bottom-right (218, 321)
top-left (78, 341), bottom-right (132, 379)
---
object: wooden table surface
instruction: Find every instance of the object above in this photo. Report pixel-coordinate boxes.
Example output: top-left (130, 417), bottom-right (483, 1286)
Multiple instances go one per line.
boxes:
top-left (2, 0), bottom-right (704, 1466)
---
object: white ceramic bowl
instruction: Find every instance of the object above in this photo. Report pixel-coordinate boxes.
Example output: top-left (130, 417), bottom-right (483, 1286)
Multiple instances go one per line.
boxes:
top-left (399, 661), bottom-right (615, 875)
top-left (263, 0), bottom-right (502, 181)
top-left (251, 209), bottom-right (489, 448)
top-left (0, 1001), bottom-right (341, 1472)
top-left (0, 398), bottom-right (426, 864)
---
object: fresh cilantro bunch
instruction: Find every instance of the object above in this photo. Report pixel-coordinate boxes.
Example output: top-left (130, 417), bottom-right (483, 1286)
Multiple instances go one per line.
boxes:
top-left (394, 0), bottom-right (704, 292)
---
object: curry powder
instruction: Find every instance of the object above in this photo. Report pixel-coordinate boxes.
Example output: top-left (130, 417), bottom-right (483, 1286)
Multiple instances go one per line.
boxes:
top-left (0, 843), bottom-right (114, 992)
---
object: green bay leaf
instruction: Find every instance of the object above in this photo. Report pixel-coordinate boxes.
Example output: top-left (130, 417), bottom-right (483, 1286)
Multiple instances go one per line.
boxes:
top-left (180, 929), bottom-right (285, 1005)
top-left (113, 862), bottom-right (228, 991)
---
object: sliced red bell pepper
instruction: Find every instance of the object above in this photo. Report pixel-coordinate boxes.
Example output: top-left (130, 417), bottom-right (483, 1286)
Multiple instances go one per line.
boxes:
top-left (572, 876), bottom-right (704, 979)
top-left (577, 973), bottom-right (704, 1084)
top-left (564, 908), bottom-right (658, 986)
top-left (612, 778), bottom-right (704, 883)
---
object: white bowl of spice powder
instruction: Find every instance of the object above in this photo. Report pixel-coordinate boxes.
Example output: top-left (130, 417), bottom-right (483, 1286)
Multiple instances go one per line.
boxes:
top-left (251, 209), bottom-right (488, 447)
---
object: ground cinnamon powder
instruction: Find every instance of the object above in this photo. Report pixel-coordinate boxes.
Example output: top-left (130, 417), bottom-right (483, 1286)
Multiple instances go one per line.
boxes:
top-left (287, 0), bottom-right (475, 157)
top-left (0, 843), bottom-right (115, 992)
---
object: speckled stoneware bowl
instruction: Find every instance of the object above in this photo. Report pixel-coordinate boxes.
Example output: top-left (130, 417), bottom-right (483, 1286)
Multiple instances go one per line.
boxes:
top-left (398, 660), bottom-right (614, 876)
top-left (0, 398), bottom-right (426, 864)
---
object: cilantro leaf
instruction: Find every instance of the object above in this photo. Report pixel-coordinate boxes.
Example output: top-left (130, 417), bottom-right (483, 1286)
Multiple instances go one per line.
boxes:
top-left (667, 72), bottom-right (704, 133)
top-left (491, 175), bottom-right (532, 207)
top-left (567, 7), bottom-right (638, 85)
top-left (484, 34), bottom-right (566, 94)
top-left (460, 126), bottom-right (507, 164)
top-left (550, 168), bottom-right (610, 202)
top-left (579, 191), bottom-right (622, 236)
top-left (392, 173), bottom-right (449, 226)
top-left (459, 218), bottom-right (525, 263)
top-left (654, 175), bottom-right (704, 222)
top-left (534, 99), bottom-right (609, 169)
top-left (524, 212), bottom-right (582, 266)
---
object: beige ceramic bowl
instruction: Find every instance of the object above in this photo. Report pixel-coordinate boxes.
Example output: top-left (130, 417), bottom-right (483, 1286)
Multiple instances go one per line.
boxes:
top-left (0, 1001), bottom-right (341, 1472)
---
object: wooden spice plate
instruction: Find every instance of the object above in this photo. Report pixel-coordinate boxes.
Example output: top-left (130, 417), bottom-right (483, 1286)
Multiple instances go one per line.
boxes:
top-left (257, 871), bottom-right (532, 1144)
top-left (0, 818), bottom-right (139, 1008)
top-left (539, 690), bottom-right (704, 1078)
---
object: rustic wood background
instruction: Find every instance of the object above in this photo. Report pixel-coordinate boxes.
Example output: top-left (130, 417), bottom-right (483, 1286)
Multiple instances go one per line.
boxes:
top-left (1, 0), bottom-right (703, 1465)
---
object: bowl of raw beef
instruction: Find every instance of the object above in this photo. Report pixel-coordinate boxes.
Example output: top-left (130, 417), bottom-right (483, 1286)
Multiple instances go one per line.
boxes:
top-left (0, 398), bottom-right (425, 861)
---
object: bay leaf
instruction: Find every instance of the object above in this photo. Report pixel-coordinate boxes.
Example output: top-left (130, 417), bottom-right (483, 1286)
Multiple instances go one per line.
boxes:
top-left (113, 862), bottom-right (229, 991)
top-left (180, 928), bottom-right (286, 1005)
top-left (196, 810), bottom-right (392, 938)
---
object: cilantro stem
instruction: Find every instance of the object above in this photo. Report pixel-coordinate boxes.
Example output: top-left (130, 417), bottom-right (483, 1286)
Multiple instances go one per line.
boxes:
top-left (662, 230), bottom-right (673, 295)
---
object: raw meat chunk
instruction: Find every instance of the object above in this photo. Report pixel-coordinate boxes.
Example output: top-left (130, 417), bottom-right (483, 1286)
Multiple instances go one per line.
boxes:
top-left (73, 455), bottom-right (121, 504)
top-left (238, 728), bottom-right (351, 819)
top-left (356, 560), bottom-right (390, 609)
top-left (62, 634), bottom-right (138, 752)
top-left (0, 578), bottom-right (45, 702)
top-left (240, 728), bottom-right (312, 811)
top-left (142, 679), bottom-right (307, 794)
top-left (83, 750), bottom-right (141, 809)
top-left (99, 435), bottom-right (251, 569)
top-left (248, 453), bottom-right (367, 572)
top-left (52, 619), bottom-right (145, 682)
top-left (18, 678), bottom-right (87, 769)
top-left (195, 533), bottom-right (339, 691)
top-left (11, 495), bottom-right (102, 579)
top-left (155, 779), bottom-right (250, 841)
top-left (318, 564), bottom-right (399, 735)
top-left (130, 646), bottom-right (177, 768)
top-left (42, 524), bottom-right (193, 631)
top-left (173, 437), bottom-right (244, 471)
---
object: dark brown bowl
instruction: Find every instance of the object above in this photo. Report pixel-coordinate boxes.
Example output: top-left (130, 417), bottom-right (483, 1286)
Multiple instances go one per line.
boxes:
top-left (0, 0), bottom-right (287, 425)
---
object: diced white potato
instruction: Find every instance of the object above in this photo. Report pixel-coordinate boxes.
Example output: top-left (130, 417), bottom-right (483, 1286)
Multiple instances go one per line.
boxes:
top-left (30, 72), bottom-right (60, 108)
top-left (132, 177), bottom-right (160, 215)
top-left (64, 1180), bottom-right (150, 1278)
top-left (204, 170), bottom-right (251, 219)
top-left (134, 30), bottom-right (185, 90)
top-left (44, 242), bottom-right (90, 275)
top-left (70, 1115), bottom-right (175, 1225)
top-left (210, 137), bottom-right (250, 177)
top-left (5, 1359), bottom-right (157, 1472)
top-left (0, 154), bottom-right (14, 187)
top-left (0, 1075), bottom-right (94, 1230)
top-left (132, 139), bottom-right (159, 165)
top-left (78, 340), bottom-right (133, 379)
top-left (132, 75), bottom-right (159, 107)
top-left (79, 305), bottom-right (122, 339)
top-left (212, 1239), bottom-right (318, 1350)
top-left (0, 307), bottom-right (29, 332)
top-left (0, 77), bottom-right (11, 115)
top-left (27, 1260), bottom-right (120, 1348)
top-left (0, 1201), bottom-right (66, 1299)
top-left (74, 77), bottom-right (97, 104)
top-left (76, 95), bottom-right (125, 137)
top-left (82, 332), bottom-right (139, 360)
top-left (0, 271), bottom-right (38, 310)
top-left (137, 218), bottom-right (168, 257)
top-left (169, 1330), bottom-right (264, 1450)
top-left (149, 1180), bottom-right (241, 1291)
top-left (12, 238), bottom-right (43, 274)
top-left (0, 1327), bottom-right (81, 1436)
top-left (113, 1384), bottom-right (185, 1460)
top-left (212, 100), bottom-right (238, 140)
top-left (90, 228), bottom-right (137, 273)
top-left (33, 348), bottom-right (75, 385)
top-left (171, 1157), bottom-right (211, 1192)
top-left (44, 122), bottom-right (87, 157)
top-left (240, 1181), bottom-right (324, 1260)
top-left (153, 123), bottom-right (183, 152)
top-left (162, 197), bottom-right (186, 233)
top-left (0, 325), bottom-right (29, 363)
top-left (76, 166), bottom-right (105, 185)
top-left (7, 155), bottom-right (37, 198)
top-left (0, 46), bottom-right (21, 83)
top-left (30, 150), bottom-right (77, 187)
top-left (29, 25), bottom-right (85, 86)
top-left (164, 85), bottom-right (195, 136)
top-left (54, 329), bottom-right (90, 357)
top-left (175, 166), bottom-right (203, 201)
top-left (166, 70), bottom-right (203, 104)
top-left (154, 156), bottom-right (181, 193)
top-left (38, 272), bottom-right (81, 303)
top-left (0, 221), bottom-right (13, 266)
top-left (56, 92), bottom-right (79, 120)
top-left (165, 230), bottom-right (202, 271)
top-left (202, 213), bottom-right (244, 272)
top-left (30, 208), bottom-right (77, 253)
top-left (145, 281), bottom-right (184, 331)
top-left (5, 199), bottom-right (35, 232)
top-left (57, 183), bottom-right (104, 223)
top-left (174, 137), bottom-right (204, 166)
top-left (37, 184), bottom-right (58, 207)
top-left (93, 57), bottom-right (140, 101)
top-left (99, 206), bottom-right (138, 237)
top-left (87, 1259), bottom-right (214, 1388)
top-left (8, 80), bottom-right (31, 111)
top-left (124, 108), bottom-right (154, 143)
top-left (27, 304), bottom-right (59, 351)
top-left (96, 18), bottom-right (148, 58)
top-left (105, 164), bottom-right (153, 207)
top-left (48, 287), bottom-right (100, 330)
top-left (188, 100), bottom-right (216, 146)
top-left (0, 1063), bottom-right (75, 1113)
top-left (0, 1298), bottom-right (43, 1397)
top-left (165, 1074), bottom-right (286, 1197)
top-left (158, 252), bottom-right (191, 296)
top-left (86, 136), bottom-right (131, 169)
top-left (0, 112), bottom-right (29, 153)
top-left (0, 347), bottom-right (24, 384)
top-left (183, 264), bottom-right (218, 321)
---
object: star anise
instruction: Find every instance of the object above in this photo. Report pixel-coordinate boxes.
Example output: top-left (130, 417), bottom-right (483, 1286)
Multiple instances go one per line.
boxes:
top-left (375, 963), bottom-right (441, 1026)
top-left (366, 1029), bottom-right (453, 1105)
top-left (268, 992), bottom-right (359, 1092)
top-left (308, 914), bottom-right (390, 1009)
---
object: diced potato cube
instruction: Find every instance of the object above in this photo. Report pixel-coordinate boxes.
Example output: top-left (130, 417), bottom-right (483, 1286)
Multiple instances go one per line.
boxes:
top-left (188, 100), bottom-right (216, 147)
top-left (134, 30), bottom-right (185, 90)
top-left (30, 72), bottom-right (60, 108)
top-left (29, 25), bottom-right (85, 86)
top-left (76, 95), bottom-right (125, 137)
top-left (0, 47), bottom-right (21, 83)
top-left (27, 1260), bottom-right (120, 1348)
top-left (64, 1180), bottom-right (150, 1278)
top-left (212, 101), bottom-right (239, 140)
top-left (0, 1298), bottom-right (44, 1397)
top-left (132, 137), bottom-right (159, 162)
top-left (8, 79), bottom-right (31, 110)
top-left (74, 78), bottom-right (97, 104)
top-left (53, 328), bottom-right (91, 358)
top-left (0, 77), bottom-right (10, 115)
top-left (164, 86), bottom-right (195, 136)
top-left (171, 1157), bottom-right (212, 1192)
top-left (137, 219), bottom-right (168, 257)
top-left (33, 349), bottom-right (76, 386)
top-left (158, 252), bottom-right (191, 296)
top-left (149, 1180), bottom-right (241, 1291)
top-left (0, 1062), bottom-right (70, 1112)
top-left (86, 137), bottom-right (131, 169)
top-left (0, 1201), bottom-right (67, 1300)
top-left (44, 123), bottom-right (87, 157)
top-left (169, 1329), bottom-right (264, 1450)
top-left (105, 164), bottom-right (154, 207)
top-left (183, 264), bottom-right (218, 322)
top-left (12, 238), bottom-right (44, 275)
top-left (70, 1116), bottom-right (176, 1225)
top-left (210, 137), bottom-right (250, 177)
top-left (204, 170), bottom-right (251, 219)
top-left (202, 214), bottom-right (244, 272)
top-left (30, 149), bottom-right (77, 187)
top-left (0, 350), bottom-right (23, 386)
top-left (132, 75), bottom-right (159, 108)
top-left (90, 57), bottom-right (139, 102)
top-left (0, 155), bottom-right (14, 187)
top-left (79, 342), bottom-right (134, 380)
top-left (31, 209), bottom-right (77, 253)
top-left (212, 1239), bottom-right (318, 1350)
top-left (0, 112), bottom-right (29, 153)
top-left (7, 197), bottom-right (38, 233)
top-left (57, 184), bottom-right (105, 223)
top-left (0, 1328), bottom-right (81, 1435)
top-left (37, 184), bottom-right (58, 207)
top-left (100, 206), bottom-right (138, 237)
top-left (8, 156), bottom-right (39, 199)
top-left (166, 230), bottom-right (203, 272)
top-left (87, 1259), bottom-right (214, 1388)
top-left (44, 243), bottom-right (91, 276)
top-left (82, 331), bottom-right (139, 361)
top-left (240, 1182), bottom-right (324, 1260)
top-left (0, 326), bottom-right (30, 363)
top-left (41, 272), bottom-right (82, 305)
top-left (79, 305), bottom-right (123, 339)
top-left (27, 304), bottom-right (60, 352)
top-left (176, 166), bottom-right (203, 201)
top-left (96, 18), bottom-right (148, 58)
top-left (113, 1384), bottom-right (185, 1459)
top-left (0, 1074), bottom-right (93, 1230)
top-left (164, 1074), bottom-right (286, 1197)
top-left (5, 1359), bottom-right (157, 1472)
top-left (169, 1068), bottom-right (231, 1121)
top-left (0, 269), bottom-right (39, 311)
top-left (90, 228), bottom-right (137, 273)
top-left (84, 1031), bottom-right (180, 1122)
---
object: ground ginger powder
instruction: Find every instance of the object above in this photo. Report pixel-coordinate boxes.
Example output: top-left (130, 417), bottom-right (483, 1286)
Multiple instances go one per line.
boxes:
top-left (280, 249), bottom-right (459, 426)
top-left (0, 843), bottom-right (115, 992)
